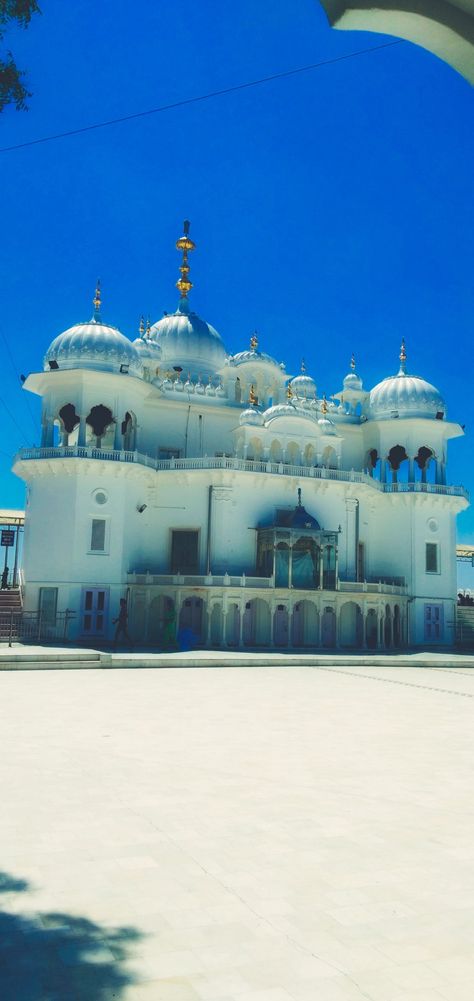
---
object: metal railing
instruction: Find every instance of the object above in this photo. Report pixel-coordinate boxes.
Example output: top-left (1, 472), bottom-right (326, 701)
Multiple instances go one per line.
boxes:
top-left (0, 610), bottom-right (75, 647)
top-left (14, 447), bottom-right (469, 500)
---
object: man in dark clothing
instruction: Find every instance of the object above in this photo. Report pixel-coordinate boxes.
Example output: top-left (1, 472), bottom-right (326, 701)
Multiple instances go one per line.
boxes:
top-left (113, 598), bottom-right (133, 649)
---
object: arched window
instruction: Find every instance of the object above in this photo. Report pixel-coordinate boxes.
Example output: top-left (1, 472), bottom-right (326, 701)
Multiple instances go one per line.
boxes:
top-left (285, 441), bottom-right (300, 466)
top-left (86, 405), bottom-right (114, 448)
top-left (58, 403), bottom-right (80, 445)
top-left (323, 446), bottom-right (338, 469)
top-left (269, 439), bottom-right (282, 463)
top-left (415, 446), bottom-right (435, 484)
top-left (387, 444), bottom-right (408, 483)
top-left (366, 448), bottom-right (380, 478)
top-left (121, 411), bottom-right (136, 451)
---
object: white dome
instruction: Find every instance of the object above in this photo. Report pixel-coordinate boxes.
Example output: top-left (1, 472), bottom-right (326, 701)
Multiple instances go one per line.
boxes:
top-left (45, 320), bottom-right (142, 377)
top-left (239, 407), bottom-right (264, 426)
top-left (370, 371), bottom-right (445, 420)
top-left (290, 373), bottom-right (317, 399)
top-left (132, 335), bottom-right (162, 366)
top-left (231, 348), bottom-right (281, 369)
top-left (343, 371), bottom-right (363, 391)
top-left (149, 299), bottom-right (226, 377)
top-left (263, 403), bottom-right (319, 424)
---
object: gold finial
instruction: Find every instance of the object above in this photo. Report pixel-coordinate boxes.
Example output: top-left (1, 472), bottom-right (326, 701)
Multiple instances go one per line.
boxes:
top-left (249, 384), bottom-right (258, 405)
top-left (287, 383), bottom-right (293, 400)
top-left (321, 394), bottom-right (328, 415)
top-left (301, 358), bottom-right (306, 373)
top-left (350, 353), bottom-right (356, 371)
top-left (175, 220), bottom-right (196, 299)
top-left (139, 315), bottom-right (145, 337)
top-left (145, 316), bottom-right (151, 337)
top-left (250, 332), bottom-right (258, 351)
top-left (399, 337), bottom-right (407, 372)
top-left (93, 279), bottom-right (101, 321)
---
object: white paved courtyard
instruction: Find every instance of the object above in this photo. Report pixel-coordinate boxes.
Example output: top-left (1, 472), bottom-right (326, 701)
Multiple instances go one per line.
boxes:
top-left (1, 663), bottom-right (474, 1001)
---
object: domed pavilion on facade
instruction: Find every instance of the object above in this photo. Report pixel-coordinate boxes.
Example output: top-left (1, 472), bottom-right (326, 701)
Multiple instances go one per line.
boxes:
top-left (14, 223), bottom-right (468, 649)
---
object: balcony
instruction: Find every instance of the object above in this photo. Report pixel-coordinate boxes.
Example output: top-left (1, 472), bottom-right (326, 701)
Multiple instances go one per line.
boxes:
top-left (14, 447), bottom-right (469, 501)
top-left (126, 572), bottom-right (408, 595)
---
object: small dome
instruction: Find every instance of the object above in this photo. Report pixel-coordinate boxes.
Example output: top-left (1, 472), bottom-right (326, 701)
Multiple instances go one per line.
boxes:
top-left (45, 320), bottom-right (141, 377)
top-left (290, 360), bottom-right (317, 399)
top-left (132, 335), bottom-right (162, 366)
top-left (342, 354), bottom-right (363, 392)
top-left (239, 407), bottom-right (264, 426)
top-left (318, 415), bottom-right (336, 434)
top-left (263, 403), bottom-right (319, 424)
top-left (149, 299), bottom-right (226, 377)
top-left (370, 372), bottom-right (445, 420)
top-left (231, 348), bottom-right (281, 368)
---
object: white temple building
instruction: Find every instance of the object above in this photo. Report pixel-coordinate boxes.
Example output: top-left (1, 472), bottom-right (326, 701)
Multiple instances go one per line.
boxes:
top-left (13, 223), bottom-right (469, 649)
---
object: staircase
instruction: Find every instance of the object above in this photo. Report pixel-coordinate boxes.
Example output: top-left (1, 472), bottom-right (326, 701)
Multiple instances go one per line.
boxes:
top-left (456, 606), bottom-right (474, 649)
top-left (0, 589), bottom-right (23, 643)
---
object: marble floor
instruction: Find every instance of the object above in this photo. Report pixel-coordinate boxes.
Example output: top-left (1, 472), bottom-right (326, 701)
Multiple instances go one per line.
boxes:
top-left (0, 662), bottom-right (473, 1000)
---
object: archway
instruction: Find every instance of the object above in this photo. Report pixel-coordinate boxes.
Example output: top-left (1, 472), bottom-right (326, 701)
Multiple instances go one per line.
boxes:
top-left (273, 604), bottom-right (289, 647)
top-left (340, 601), bottom-right (363, 648)
top-left (269, 439), bottom-right (283, 463)
top-left (384, 605), bottom-right (392, 648)
top-left (321, 606), bottom-right (336, 648)
top-left (210, 604), bottom-right (222, 646)
top-left (323, 446), bottom-right (338, 469)
top-left (179, 596), bottom-right (205, 645)
top-left (86, 405), bottom-right (114, 448)
top-left (292, 601), bottom-right (319, 647)
top-left (415, 446), bottom-right (435, 484)
top-left (225, 603), bottom-right (240, 647)
top-left (58, 403), bottom-right (80, 445)
top-left (285, 441), bottom-right (300, 466)
top-left (247, 437), bottom-right (263, 462)
top-left (388, 444), bottom-right (409, 484)
top-left (366, 448), bottom-right (380, 479)
top-left (393, 605), bottom-right (401, 647)
top-left (366, 608), bottom-right (378, 649)
top-left (242, 598), bottom-right (271, 647)
top-left (148, 595), bottom-right (175, 646)
top-left (121, 411), bottom-right (137, 451)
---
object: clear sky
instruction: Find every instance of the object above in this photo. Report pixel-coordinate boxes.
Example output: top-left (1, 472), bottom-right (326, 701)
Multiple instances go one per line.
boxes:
top-left (1, 0), bottom-right (473, 545)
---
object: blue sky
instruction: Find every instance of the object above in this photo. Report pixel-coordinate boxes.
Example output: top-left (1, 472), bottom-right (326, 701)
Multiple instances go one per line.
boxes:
top-left (1, 0), bottom-right (473, 545)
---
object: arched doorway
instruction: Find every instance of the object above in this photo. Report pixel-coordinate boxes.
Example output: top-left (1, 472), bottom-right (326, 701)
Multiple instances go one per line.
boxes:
top-left (321, 606), bottom-right (336, 648)
top-left (384, 605), bottom-right (392, 648)
top-left (210, 604), bottom-right (222, 646)
top-left (179, 596), bottom-right (205, 644)
top-left (243, 598), bottom-right (271, 647)
top-left (340, 601), bottom-right (363, 648)
top-left (273, 605), bottom-right (289, 647)
top-left (292, 601), bottom-right (319, 647)
top-left (393, 605), bottom-right (401, 647)
top-left (366, 608), bottom-right (378, 649)
top-left (225, 603), bottom-right (240, 647)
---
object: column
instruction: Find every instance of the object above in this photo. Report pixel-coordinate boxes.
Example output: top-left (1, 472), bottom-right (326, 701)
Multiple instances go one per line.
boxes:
top-left (408, 456), bottom-right (414, 482)
top-left (77, 415), bottom-right (87, 447)
top-left (114, 418), bottom-right (122, 451)
top-left (345, 498), bottom-right (358, 581)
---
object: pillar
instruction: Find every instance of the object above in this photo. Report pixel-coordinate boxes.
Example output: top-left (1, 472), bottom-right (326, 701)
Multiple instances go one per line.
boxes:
top-left (345, 498), bottom-right (358, 581)
top-left (78, 415), bottom-right (87, 447)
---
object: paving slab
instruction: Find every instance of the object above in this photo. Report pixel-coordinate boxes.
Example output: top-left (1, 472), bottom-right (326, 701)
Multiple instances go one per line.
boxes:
top-left (0, 664), bottom-right (473, 1000)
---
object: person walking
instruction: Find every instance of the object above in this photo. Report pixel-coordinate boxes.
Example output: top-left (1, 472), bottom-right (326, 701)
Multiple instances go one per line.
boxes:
top-left (113, 598), bottom-right (133, 649)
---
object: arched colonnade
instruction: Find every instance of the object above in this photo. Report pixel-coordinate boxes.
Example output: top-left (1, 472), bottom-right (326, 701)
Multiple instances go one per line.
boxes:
top-left (129, 590), bottom-right (406, 650)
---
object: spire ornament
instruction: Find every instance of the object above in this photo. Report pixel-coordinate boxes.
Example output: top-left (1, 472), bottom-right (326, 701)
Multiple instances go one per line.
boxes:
top-left (139, 315), bottom-right (145, 338)
top-left (175, 220), bottom-right (196, 300)
top-left (93, 279), bottom-right (101, 322)
top-left (399, 338), bottom-right (407, 374)
top-left (301, 358), bottom-right (306, 373)
top-left (287, 383), bottom-right (294, 401)
top-left (321, 394), bottom-right (328, 415)
top-left (350, 353), bottom-right (356, 371)
top-left (145, 316), bottom-right (151, 337)
top-left (249, 384), bottom-right (258, 406)
top-left (250, 332), bottom-right (258, 351)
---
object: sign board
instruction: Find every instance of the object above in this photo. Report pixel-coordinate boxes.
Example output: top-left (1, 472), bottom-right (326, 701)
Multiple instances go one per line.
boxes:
top-left (1, 530), bottom-right (14, 547)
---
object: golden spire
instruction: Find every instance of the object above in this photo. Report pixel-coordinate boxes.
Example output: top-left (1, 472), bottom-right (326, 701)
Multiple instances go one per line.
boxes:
top-left (399, 337), bottom-right (407, 373)
top-left (350, 353), bottom-right (356, 371)
top-left (321, 394), bottom-right (328, 415)
top-left (301, 358), bottom-right (306, 373)
top-left (145, 316), bottom-right (151, 337)
top-left (93, 279), bottom-right (101, 321)
top-left (287, 383), bottom-right (293, 401)
top-left (250, 332), bottom-right (258, 351)
top-left (139, 315), bottom-right (145, 337)
top-left (249, 384), bottom-right (258, 405)
top-left (175, 220), bottom-right (196, 299)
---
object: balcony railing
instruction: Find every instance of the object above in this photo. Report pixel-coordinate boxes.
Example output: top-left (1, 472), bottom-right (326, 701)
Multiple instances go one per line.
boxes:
top-left (14, 447), bottom-right (469, 500)
top-left (126, 572), bottom-right (408, 595)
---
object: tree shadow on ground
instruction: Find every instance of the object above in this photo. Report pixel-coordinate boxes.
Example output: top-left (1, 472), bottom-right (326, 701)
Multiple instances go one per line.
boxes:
top-left (0, 871), bottom-right (143, 1001)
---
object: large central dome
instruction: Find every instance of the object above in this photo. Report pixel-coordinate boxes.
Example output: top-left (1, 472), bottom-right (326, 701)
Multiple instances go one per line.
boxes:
top-left (149, 298), bottom-right (226, 377)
